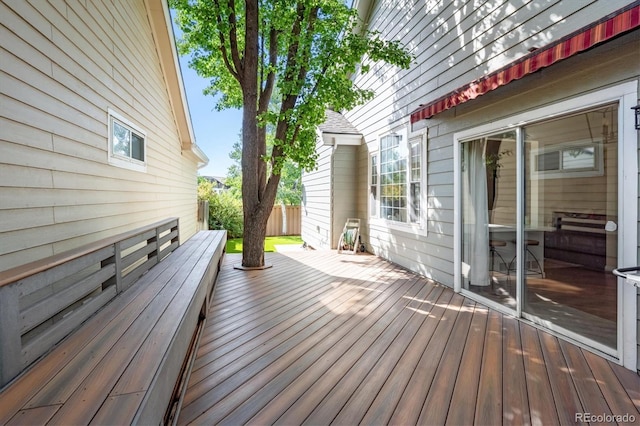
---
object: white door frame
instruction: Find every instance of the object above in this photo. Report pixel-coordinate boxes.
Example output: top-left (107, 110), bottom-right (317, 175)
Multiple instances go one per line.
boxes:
top-left (454, 81), bottom-right (638, 369)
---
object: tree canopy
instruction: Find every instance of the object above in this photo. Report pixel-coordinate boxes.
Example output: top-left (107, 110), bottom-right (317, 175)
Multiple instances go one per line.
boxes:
top-left (172, 0), bottom-right (412, 267)
top-left (226, 134), bottom-right (302, 205)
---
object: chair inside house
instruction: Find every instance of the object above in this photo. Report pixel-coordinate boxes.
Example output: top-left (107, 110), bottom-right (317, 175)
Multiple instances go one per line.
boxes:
top-left (508, 239), bottom-right (544, 278)
top-left (489, 239), bottom-right (508, 284)
top-left (489, 240), bottom-right (507, 270)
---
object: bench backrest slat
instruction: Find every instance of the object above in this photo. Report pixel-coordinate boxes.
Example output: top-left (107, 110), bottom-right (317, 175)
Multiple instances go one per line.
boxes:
top-left (0, 218), bottom-right (180, 388)
top-left (21, 286), bottom-right (118, 368)
top-left (160, 240), bottom-right (180, 261)
top-left (20, 263), bottom-right (116, 335)
top-left (122, 242), bottom-right (158, 271)
top-left (15, 246), bottom-right (115, 301)
top-left (120, 229), bottom-right (158, 251)
top-left (553, 211), bottom-right (608, 234)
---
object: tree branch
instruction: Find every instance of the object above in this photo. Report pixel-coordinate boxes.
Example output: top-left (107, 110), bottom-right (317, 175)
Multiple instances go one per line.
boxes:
top-left (244, 0), bottom-right (259, 84)
top-left (275, 5), bottom-right (319, 143)
top-left (212, 0), bottom-right (240, 81)
top-left (258, 27), bottom-right (278, 115)
top-left (226, 0), bottom-right (243, 77)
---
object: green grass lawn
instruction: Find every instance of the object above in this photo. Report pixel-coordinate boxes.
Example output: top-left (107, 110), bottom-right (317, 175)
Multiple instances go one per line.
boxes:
top-left (226, 235), bottom-right (303, 254)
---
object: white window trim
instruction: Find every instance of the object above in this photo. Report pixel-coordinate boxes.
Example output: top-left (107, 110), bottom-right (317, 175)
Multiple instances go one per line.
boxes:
top-left (107, 108), bottom-right (147, 173)
top-left (453, 81), bottom-right (638, 369)
top-left (369, 152), bottom-right (379, 219)
top-left (369, 126), bottom-right (427, 235)
top-left (530, 138), bottom-right (604, 180)
top-left (409, 131), bottom-right (427, 227)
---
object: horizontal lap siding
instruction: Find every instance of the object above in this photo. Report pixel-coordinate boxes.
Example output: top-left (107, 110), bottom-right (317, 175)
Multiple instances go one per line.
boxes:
top-left (301, 142), bottom-right (333, 249)
top-left (345, 0), bottom-right (637, 289)
top-left (347, 0), bottom-right (632, 130)
top-left (348, 0), bottom-right (630, 131)
top-left (0, 1), bottom-right (198, 271)
top-left (331, 145), bottom-right (358, 249)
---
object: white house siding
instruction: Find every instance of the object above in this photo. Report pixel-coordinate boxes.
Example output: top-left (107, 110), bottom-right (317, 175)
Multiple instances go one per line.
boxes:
top-left (346, 0), bottom-right (639, 369)
top-left (331, 145), bottom-right (359, 249)
top-left (0, 0), bottom-right (200, 272)
top-left (436, 33), bottom-right (639, 369)
top-left (346, 0), bottom-right (638, 283)
top-left (301, 140), bottom-right (333, 249)
top-left (348, 0), bottom-right (632, 129)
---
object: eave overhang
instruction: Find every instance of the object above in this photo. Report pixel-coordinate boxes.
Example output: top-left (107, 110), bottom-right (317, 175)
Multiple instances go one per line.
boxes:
top-left (321, 133), bottom-right (364, 146)
top-left (146, 0), bottom-right (209, 168)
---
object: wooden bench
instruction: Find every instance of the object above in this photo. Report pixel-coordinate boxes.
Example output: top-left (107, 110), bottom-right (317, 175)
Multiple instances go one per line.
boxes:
top-left (0, 218), bottom-right (226, 425)
top-left (544, 211), bottom-right (608, 270)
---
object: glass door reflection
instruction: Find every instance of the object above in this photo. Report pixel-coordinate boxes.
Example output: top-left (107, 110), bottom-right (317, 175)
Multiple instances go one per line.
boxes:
top-left (523, 105), bottom-right (618, 349)
top-left (461, 131), bottom-right (517, 308)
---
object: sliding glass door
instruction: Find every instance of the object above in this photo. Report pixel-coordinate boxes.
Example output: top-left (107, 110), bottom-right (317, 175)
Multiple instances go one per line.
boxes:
top-left (522, 105), bottom-right (618, 350)
top-left (461, 131), bottom-right (517, 308)
top-left (460, 104), bottom-right (619, 352)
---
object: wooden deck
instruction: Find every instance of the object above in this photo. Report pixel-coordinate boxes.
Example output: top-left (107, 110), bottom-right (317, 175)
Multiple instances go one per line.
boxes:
top-left (178, 250), bottom-right (640, 425)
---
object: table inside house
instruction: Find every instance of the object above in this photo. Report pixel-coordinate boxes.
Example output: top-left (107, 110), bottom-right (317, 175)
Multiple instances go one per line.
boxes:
top-left (488, 224), bottom-right (551, 276)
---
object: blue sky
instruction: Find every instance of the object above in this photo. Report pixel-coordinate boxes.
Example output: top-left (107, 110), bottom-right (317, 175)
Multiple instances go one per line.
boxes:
top-left (179, 59), bottom-right (242, 178)
top-left (172, 19), bottom-right (242, 178)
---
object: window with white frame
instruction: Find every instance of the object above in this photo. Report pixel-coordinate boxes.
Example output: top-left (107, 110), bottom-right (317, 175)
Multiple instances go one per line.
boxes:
top-left (370, 129), bottom-right (425, 228)
top-left (530, 139), bottom-right (603, 179)
top-left (108, 109), bottom-right (147, 172)
top-left (380, 133), bottom-right (406, 222)
top-left (409, 138), bottom-right (422, 223)
top-left (369, 153), bottom-right (378, 218)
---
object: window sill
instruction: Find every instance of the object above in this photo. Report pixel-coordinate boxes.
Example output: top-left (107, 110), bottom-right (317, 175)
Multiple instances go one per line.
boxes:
top-left (108, 155), bottom-right (147, 173)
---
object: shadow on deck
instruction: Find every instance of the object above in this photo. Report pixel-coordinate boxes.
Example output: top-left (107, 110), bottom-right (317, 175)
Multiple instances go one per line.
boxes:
top-left (179, 250), bottom-right (640, 425)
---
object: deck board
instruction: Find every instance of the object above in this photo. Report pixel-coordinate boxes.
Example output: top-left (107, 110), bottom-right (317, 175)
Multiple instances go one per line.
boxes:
top-left (387, 292), bottom-right (465, 426)
top-left (0, 231), bottom-right (226, 426)
top-left (502, 317), bottom-right (530, 425)
top-left (582, 350), bottom-right (640, 420)
top-left (303, 277), bottom-right (428, 425)
top-left (360, 286), bottom-right (447, 425)
top-left (417, 298), bottom-right (475, 426)
top-left (474, 309), bottom-right (503, 426)
top-left (179, 250), bottom-right (640, 425)
top-left (539, 331), bottom-right (585, 424)
top-left (182, 261), bottom-right (418, 424)
top-left (519, 322), bottom-right (559, 425)
top-left (444, 304), bottom-right (488, 426)
top-left (559, 339), bottom-right (613, 418)
top-left (333, 283), bottom-right (442, 425)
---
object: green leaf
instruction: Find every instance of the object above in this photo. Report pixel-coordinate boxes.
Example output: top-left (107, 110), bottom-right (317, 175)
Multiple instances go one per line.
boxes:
top-left (172, 0), bottom-right (412, 264)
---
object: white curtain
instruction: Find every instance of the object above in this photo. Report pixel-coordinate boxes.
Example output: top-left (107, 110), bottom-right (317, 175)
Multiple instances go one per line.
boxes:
top-left (463, 139), bottom-right (490, 286)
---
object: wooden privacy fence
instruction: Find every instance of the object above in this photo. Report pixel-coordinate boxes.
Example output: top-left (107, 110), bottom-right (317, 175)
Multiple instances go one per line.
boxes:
top-left (266, 205), bottom-right (301, 236)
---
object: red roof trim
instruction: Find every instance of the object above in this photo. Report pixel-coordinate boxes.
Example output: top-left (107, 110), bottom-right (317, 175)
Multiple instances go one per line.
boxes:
top-left (410, 2), bottom-right (640, 123)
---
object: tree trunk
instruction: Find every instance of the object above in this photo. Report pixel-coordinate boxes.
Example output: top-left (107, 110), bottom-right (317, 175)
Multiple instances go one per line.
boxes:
top-left (239, 0), bottom-right (283, 268)
top-left (242, 207), bottom-right (269, 267)
top-left (240, 0), bottom-right (264, 268)
top-left (241, 172), bottom-right (280, 267)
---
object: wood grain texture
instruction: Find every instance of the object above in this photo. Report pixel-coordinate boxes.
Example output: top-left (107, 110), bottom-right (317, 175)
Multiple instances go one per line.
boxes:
top-left (0, 230), bottom-right (226, 425)
top-left (0, 0), bottom-right (200, 272)
top-left (179, 250), bottom-right (640, 425)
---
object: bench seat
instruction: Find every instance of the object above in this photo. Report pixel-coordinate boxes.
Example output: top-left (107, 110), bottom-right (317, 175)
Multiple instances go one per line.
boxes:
top-left (545, 211), bottom-right (608, 270)
top-left (0, 230), bottom-right (226, 425)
